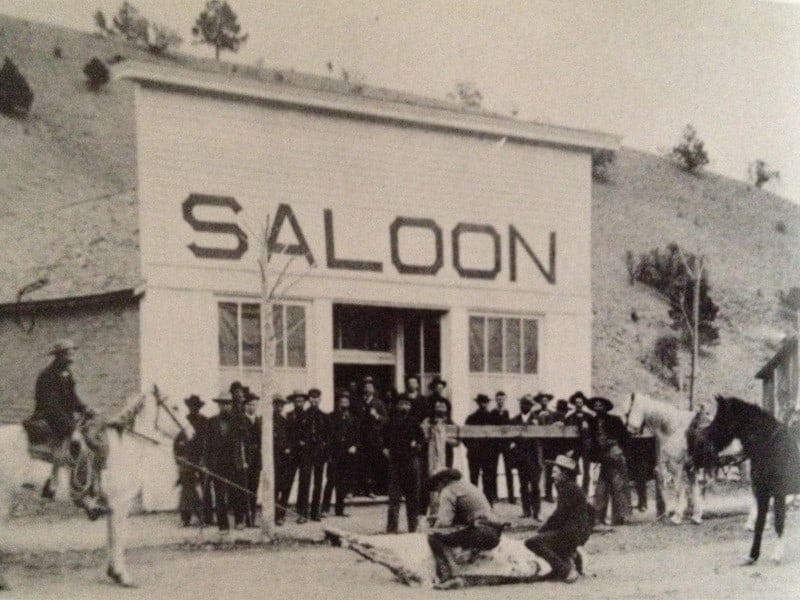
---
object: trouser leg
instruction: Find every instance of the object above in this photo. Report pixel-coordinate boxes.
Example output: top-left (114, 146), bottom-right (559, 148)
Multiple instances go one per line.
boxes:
top-left (297, 455), bottom-right (312, 518)
top-left (524, 532), bottom-right (574, 579)
top-left (386, 462), bottom-right (401, 533)
top-left (502, 451), bottom-right (516, 501)
top-left (212, 478), bottom-right (230, 531)
top-left (404, 458), bottom-right (421, 532)
top-left (322, 460), bottom-right (335, 513)
top-left (310, 457), bottom-right (325, 519)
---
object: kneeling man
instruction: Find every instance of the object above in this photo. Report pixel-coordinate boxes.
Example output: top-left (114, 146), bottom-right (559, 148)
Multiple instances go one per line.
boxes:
top-left (427, 468), bottom-right (506, 589)
top-left (524, 453), bottom-right (592, 582)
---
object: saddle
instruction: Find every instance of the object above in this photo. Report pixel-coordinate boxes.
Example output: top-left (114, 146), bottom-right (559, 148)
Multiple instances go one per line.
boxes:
top-left (22, 416), bottom-right (111, 520)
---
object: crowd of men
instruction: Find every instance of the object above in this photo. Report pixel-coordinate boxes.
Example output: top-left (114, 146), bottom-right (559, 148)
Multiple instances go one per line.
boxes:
top-left (172, 373), bottom-right (647, 533)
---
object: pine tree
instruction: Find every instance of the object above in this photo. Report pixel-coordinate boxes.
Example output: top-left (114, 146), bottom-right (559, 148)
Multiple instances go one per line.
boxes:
top-left (192, 1), bottom-right (248, 61)
top-left (0, 57), bottom-right (33, 116)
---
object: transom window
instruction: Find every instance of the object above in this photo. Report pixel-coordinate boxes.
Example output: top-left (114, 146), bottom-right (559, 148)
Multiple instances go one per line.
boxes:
top-left (218, 301), bottom-right (307, 368)
top-left (469, 314), bottom-right (538, 374)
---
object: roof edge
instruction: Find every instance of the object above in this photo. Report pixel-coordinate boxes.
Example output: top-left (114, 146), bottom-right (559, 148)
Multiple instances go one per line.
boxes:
top-left (114, 61), bottom-right (620, 153)
top-left (0, 288), bottom-right (141, 315)
top-left (755, 335), bottom-right (798, 379)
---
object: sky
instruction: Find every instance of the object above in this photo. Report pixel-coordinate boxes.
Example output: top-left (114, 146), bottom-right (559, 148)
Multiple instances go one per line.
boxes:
top-left (2, 0), bottom-right (799, 203)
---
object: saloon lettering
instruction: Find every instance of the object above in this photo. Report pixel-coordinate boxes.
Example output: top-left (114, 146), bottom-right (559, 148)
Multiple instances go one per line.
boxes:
top-left (182, 195), bottom-right (556, 284)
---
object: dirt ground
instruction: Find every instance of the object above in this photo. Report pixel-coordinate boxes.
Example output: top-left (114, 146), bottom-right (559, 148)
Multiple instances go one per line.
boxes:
top-left (2, 492), bottom-right (799, 600)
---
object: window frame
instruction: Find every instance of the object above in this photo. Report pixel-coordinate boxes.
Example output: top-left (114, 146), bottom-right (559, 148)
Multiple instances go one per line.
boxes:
top-left (468, 313), bottom-right (540, 375)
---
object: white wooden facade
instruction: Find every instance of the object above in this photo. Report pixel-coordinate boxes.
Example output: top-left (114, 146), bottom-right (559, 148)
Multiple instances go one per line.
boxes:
top-left (118, 62), bottom-right (617, 509)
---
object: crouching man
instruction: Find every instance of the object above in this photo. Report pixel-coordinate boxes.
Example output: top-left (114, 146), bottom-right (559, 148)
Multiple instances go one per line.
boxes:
top-left (524, 453), bottom-right (593, 583)
top-left (426, 468), bottom-right (507, 590)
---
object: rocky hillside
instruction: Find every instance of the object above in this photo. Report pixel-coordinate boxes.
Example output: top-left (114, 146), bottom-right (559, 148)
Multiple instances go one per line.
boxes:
top-left (1, 15), bottom-right (798, 409)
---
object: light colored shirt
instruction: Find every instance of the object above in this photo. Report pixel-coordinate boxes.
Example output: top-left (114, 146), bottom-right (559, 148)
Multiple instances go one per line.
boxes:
top-left (434, 479), bottom-right (494, 527)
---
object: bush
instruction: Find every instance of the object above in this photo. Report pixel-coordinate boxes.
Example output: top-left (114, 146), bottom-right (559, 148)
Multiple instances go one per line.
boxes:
top-left (632, 243), bottom-right (719, 349)
top-left (83, 57), bottom-right (110, 91)
top-left (671, 125), bottom-right (709, 174)
top-left (0, 57), bottom-right (33, 116)
top-left (592, 149), bottom-right (616, 182)
top-left (146, 23), bottom-right (183, 55)
top-left (748, 159), bottom-right (780, 189)
top-left (654, 335), bottom-right (680, 371)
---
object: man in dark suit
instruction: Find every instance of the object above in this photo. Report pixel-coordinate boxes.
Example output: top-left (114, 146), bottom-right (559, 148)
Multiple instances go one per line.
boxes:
top-left (282, 390), bottom-right (306, 512)
top-left (524, 453), bottom-right (592, 582)
top-left (272, 394), bottom-right (291, 526)
top-left (241, 389), bottom-right (262, 527)
top-left (490, 391), bottom-right (516, 504)
top-left (296, 388), bottom-right (328, 523)
top-left (564, 391), bottom-right (595, 494)
top-left (173, 394), bottom-right (209, 526)
top-left (204, 394), bottom-right (248, 533)
top-left (509, 394), bottom-right (543, 522)
top-left (464, 394), bottom-right (499, 504)
top-left (31, 339), bottom-right (89, 499)
top-left (322, 389), bottom-right (359, 517)
top-left (359, 376), bottom-right (388, 497)
top-left (383, 395), bottom-right (423, 533)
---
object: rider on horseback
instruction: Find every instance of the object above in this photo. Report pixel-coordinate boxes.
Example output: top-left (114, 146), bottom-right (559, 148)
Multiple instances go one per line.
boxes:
top-left (29, 339), bottom-right (90, 499)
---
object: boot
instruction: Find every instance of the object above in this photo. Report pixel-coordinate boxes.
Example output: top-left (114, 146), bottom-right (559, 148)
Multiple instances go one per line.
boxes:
top-left (41, 478), bottom-right (55, 500)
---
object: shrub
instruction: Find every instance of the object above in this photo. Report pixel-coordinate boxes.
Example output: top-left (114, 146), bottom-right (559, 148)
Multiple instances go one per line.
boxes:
top-left (592, 149), bottom-right (616, 182)
top-left (776, 221), bottom-right (787, 234)
top-left (671, 125), bottom-right (709, 174)
top-left (146, 22), bottom-right (183, 55)
top-left (83, 57), bottom-right (110, 91)
top-left (748, 159), bottom-right (780, 189)
top-left (0, 57), bottom-right (33, 116)
top-left (654, 335), bottom-right (680, 371)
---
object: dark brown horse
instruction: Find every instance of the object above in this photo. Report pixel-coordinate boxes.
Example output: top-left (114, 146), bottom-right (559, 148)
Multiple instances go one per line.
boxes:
top-left (696, 396), bottom-right (800, 564)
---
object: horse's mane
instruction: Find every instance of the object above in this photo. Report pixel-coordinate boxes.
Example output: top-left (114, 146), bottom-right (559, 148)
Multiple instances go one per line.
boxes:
top-left (714, 395), bottom-right (777, 429)
top-left (634, 393), bottom-right (693, 436)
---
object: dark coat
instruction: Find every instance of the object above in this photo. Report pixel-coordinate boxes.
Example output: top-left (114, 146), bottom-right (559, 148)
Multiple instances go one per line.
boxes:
top-left (509, 411), bottom-right (541, 465)
top-left (383, 411), bottom-right (423, 461)
top-left (285, 408), bottom-right (305, 454)
top-left (273, 412), bottom-right (290, 455)
top-left (360, 395), bottom-right (388, 447)
top-left (464, 408), bottom-right (497, 461)
top-left (591, 413), bottom-right (630, 460)
top-left (204, 411), bottom-right (247, 473)
top-left (243, 415), bottom-right (262, 472)
top-left (298, 406), bottom-right (329, 459)
top-left (539, 478), bottom-right (592, 546)
top-left (32, 360), bottom-right (87, 439)
top-left (328, 409), bottom-right (359, 457)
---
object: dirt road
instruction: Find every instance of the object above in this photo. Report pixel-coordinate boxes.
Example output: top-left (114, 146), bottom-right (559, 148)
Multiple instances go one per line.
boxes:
top-left (2, 507), bottom-right (798, 600)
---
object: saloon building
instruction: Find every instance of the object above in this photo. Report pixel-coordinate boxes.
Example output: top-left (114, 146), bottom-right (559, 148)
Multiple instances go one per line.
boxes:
top-left (1, 60), bottom-right (617, 509)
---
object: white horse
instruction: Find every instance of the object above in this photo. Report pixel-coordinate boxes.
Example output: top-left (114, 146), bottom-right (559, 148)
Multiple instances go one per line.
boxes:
top-left (0, 393), bottom-right (164, 589)
top-left (619, 392), bottom-right (708, 525)
top-left (325, 527), bottom-right (554, 588)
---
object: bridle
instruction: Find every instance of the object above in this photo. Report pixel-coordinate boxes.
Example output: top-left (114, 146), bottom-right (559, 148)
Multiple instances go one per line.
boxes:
top-left (624, 392), bottom-right (645, 435)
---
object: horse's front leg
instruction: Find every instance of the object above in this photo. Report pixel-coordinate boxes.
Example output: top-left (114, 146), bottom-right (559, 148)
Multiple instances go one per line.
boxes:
top-left (687, 468), bottom-right (703, 525)
top-left (106, 505), bottom-right (135, 587)
top-left (745, 490), bottom-right (770, 565)
top-left (770, 494), bottom-right (786, 564)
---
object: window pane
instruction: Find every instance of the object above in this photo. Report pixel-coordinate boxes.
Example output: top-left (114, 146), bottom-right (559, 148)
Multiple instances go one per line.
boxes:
top-left (241, 303), bottom-right (262, 367)
top-left (523, 319), bottom-right (538, 374)
top-left (218, 302), bottom-right (239, 367)
top-left (505, 318), bottom-right (521, 373)
top-left (272, 304), bottom-right (285, 367)
top-left (286, 305), bottom-right (306, 368)
top-left (487, 317), bottom-right (503, 372)
top-left (468, 316), bottom-right (485, 372)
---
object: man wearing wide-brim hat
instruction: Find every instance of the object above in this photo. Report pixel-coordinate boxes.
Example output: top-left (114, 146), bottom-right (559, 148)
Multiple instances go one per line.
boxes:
top-left (508, 394), bottom-right (543, 521)
top-left (29, 338), bottom-right (89, 499)
top-left (426, 467), bottom-right (507, 590)
top-left (564, 391), bottom-right (595, 494)
top-left (588, 396), bottom-right (631, 526)
top-left (523, 453), bottom-right (592, 583)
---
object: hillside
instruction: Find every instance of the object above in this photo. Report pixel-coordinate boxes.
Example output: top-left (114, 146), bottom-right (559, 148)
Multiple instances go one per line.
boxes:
top-left (1, 15), bottom-right (799, 409)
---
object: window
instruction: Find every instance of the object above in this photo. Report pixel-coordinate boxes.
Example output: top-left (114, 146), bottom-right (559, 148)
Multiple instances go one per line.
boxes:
top-left (218, 301), bottom-right (307, 368)
top-left (469, 314), bottom-right (538, 374)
